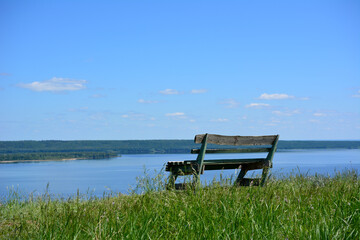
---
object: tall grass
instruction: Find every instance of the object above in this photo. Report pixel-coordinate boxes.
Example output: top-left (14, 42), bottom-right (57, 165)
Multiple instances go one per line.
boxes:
top-left (1, 169), bottom-right (359, 239)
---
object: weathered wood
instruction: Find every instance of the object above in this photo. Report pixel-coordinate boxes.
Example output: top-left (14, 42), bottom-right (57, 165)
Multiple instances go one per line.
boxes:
top-left (265, 135), bottom-right (279, 161)
top-left (241, 160), bottom-right (272, 170)
top-left (260, 135), bottom-right (279, 186)
top-left (235, 168), bottom-right (248, 185)
top-left (260, 168), bottom-right (269, 187)
top-left (194, 134), bottom-right (277, 146)
top-left (166, 160), bottom-right (269, 172)
top-left (201, 158), bottom-right (266, 164)
top-left (204, 158), bottom-right (269, 171)
top-left (166, 161), bottom-right (200, 175)
top-left (194, 134), bottom-right (208, 185)
top-left (238, 178), bottom-right (261, 186)
top-left (165, 133), bottom-right (279, 189)
top-left (191, 148), bottom-right (270, 154)
top-left (203, 164), bottom-right (242, 170)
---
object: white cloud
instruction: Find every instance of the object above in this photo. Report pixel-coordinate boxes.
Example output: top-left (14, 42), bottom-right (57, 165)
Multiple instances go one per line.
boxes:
top-left (271, 119), bottom-right (281, 123)
top-left (18, 77), bottom-right (87, 92)
top-left (90, 94), bottom-right (106, 98)
top-left (265, 123), bottom-right (277, 126)
top-left (121, 112), bottom-right (147, 120)
top-left (313, 113), bottom-right (327, 117)
top-left (191, 89), bottom-right (208, 94)
top-left (165, 112), bottom-right (185, 117)
top-left (159, 89), bottom-right (181, 95)
top-left (165, 112), bottom-right (189, 120)
top-left (245, 103), bottom-right (270, 108)
top-left (309, 119), bottom-right (321, 123)
top-left (259, 93), bottom-right (295, 100)
top-left (138, 99), bottom-right (159, 104)
top-left (272, 111), bottom-right (285, 116)
top-left (272, 110), bottom-right (300, 116)
top-left (90, 113), bottom-right (106, 121)
top-left (352, 90), bottom-right (360, 98)
top-left (211, 118), bottom-right (229, 122)
top-left (299, 97), bottom-right (310, 101)
top-left (220, 99), bottom-right (240, 108)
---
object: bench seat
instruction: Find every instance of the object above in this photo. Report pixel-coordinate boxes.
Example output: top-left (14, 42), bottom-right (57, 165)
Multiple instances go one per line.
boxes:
top-left (166, 158), bottom-right (271, 174)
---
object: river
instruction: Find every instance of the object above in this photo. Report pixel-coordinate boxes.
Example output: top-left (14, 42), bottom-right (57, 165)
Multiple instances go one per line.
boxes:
top-left (1, 149), bottom-right (359, 199)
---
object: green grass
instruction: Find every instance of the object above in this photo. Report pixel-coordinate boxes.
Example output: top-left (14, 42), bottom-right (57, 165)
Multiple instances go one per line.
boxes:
top-left (1, 170), bottom-right (359, 239)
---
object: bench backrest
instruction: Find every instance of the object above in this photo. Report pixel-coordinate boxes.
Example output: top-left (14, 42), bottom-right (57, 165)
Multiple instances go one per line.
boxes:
top-left (192, 134), bottom-right (279, 172)
top-left (195, 134), bottom-right (278, 146)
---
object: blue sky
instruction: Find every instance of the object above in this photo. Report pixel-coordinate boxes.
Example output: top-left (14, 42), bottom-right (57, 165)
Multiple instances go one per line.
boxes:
top-left (0, 0), bottom-right (359, 140)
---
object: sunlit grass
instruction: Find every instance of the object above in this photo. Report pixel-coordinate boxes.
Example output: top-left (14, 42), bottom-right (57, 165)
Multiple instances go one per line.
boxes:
top-left (1, 169), bottom-right (359, 239)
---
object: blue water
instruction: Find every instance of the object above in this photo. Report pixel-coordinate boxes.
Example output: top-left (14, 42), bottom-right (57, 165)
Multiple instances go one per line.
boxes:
top-left (1, 149), bottom-right (359, 199)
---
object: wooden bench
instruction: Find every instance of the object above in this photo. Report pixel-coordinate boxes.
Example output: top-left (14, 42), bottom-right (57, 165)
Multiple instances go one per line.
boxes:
top-left (165, 133), bottom-right (279, 189)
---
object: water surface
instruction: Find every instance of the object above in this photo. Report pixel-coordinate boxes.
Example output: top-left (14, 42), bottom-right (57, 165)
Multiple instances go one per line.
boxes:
top-left (1, 149), bottom-right (359, 199)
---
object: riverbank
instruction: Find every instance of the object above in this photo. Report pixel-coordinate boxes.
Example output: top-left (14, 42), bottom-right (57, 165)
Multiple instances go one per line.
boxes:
top-left (0, 151), bottom-right (119, 163)
top-left (1, 170), bottom-right (359, 239)
top-left (0, 158), bottom-right (83, 164)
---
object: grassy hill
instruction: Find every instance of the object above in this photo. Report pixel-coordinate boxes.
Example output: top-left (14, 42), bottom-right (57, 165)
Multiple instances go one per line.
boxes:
top-left (1, 170), bottom-right (359, 239)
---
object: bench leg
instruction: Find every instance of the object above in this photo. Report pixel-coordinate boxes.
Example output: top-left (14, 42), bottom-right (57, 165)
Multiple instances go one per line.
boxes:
top-left (260, 167), bottom-right (270, 187)
top-left (192, 170), bottom-right (201, 188)
top-left (235, 168), bottom-right (248, 186)
top-left (166, 173), bottom-right (178, 190)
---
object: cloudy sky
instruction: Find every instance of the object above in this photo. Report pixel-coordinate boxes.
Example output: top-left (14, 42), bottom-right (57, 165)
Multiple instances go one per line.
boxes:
top-left (0, 0), bottom-right (359, 140)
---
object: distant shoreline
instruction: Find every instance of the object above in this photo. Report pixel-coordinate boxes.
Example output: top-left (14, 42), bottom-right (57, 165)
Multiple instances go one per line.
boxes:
top-left (0, 158), bottom-right (83, 164)
top-left (2, 148), bottom-right (360, 163)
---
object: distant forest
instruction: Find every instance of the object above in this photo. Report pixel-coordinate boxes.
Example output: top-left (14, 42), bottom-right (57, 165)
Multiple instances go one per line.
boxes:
top-left (1, 140), bottom-right (359, 161)
top-left (0, 152), bottom-right (118, 161)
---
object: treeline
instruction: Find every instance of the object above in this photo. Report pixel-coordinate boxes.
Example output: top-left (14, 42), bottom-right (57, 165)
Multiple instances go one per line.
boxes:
top-left (0, 140), bottom-right (359, 161)
top-left (0, 140), bottom-right (194, 154)
top-left (0, 152), bottom-right (118, 161)
top-left (277, 141), bottom-right (360, 149)
top-left (0, 140), bottom-right (195, 155)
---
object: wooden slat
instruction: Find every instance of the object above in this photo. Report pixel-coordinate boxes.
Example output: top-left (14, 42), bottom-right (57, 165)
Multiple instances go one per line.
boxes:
top-left (203, 160), bottom-right (271, 171)
top-left (191, 148), bottom-right (270, 154)
top-left (204, 164), bottom-right (242, 170)
top-left (202, 158), bottom-right (266, 164)
top-left (165, 158), bottom-right (271, 172)
top-left (166, 162), bottom-right (270, 171)
top-left (167, 158), bottom-right (266, 168)
top-left (194, 134), bottom-right (278, 146)
top-left (166, 165), bottom-right (197, 175)
top-left (242, 160), bottom-right (272, 170)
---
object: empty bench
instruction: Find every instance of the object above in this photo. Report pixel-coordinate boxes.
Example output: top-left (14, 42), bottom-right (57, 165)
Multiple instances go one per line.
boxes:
top-left (165, 133), bottom-right (279, 189)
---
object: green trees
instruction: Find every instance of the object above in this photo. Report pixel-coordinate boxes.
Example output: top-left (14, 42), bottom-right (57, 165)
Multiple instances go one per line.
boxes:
top-left (0, 152), bottom-right (118, 161)
top-left (0, 140), bottom-right (359, 161)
